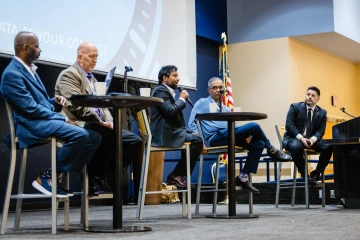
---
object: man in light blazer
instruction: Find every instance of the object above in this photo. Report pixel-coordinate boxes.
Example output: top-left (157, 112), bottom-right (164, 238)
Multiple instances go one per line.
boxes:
top-left (55, 42), bottom-right (142, 196)
top-left (0, 31), bottom-right (101, 196)
top-left (283, 86), bottom-right (333, 184)
top-left (150, 65), bottom-right (203, 188)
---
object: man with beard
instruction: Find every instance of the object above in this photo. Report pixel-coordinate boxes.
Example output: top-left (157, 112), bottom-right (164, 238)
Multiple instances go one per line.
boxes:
top-left (283, 86), bottom-right (332, 184)
top-left (150, 65), bottom-right (204, 188)
top-left (0, 31), bottom-right (101, 196)
top-left (55, 42), bottom-right (143, 196)
top-left (188, 77), bottom-right (292, 192)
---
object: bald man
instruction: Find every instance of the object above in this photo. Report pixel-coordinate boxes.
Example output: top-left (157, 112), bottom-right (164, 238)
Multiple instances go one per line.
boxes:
top-left (55, 42), bottom-right (143, 197)
top-left (0, 31), bottom-right (101, 196)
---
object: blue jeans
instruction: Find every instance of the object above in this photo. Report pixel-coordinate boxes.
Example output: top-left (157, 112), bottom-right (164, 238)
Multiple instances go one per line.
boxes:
top-left (51, 123), bottom-right (101, 174)
top-left (210, 122), bottom-right (271, 174)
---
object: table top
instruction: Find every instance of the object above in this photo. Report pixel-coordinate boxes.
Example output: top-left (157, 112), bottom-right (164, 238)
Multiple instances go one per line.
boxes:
top-left (70, 94), bottom-right (163, 108)
top-left (196, 112), bottom-right (268, 121)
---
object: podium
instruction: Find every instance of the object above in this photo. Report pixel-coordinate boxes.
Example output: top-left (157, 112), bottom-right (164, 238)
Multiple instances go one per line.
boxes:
top-left (332, 117), bottom-right (360, 208)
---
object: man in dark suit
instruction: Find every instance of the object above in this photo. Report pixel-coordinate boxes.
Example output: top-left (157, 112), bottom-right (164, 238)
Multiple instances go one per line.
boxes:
top-left (0, 31), bottom-right (101, 196)
top-left (55, 42), bottom-right (143, 196)
top-left (283, 86), bottom-right (333, 184)
top-left (150, 65), bottom-right (203, 188)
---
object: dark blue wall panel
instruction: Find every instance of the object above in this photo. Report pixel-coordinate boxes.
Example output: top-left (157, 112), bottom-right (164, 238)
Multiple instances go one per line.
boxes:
top-left (196, 0), bottom-right (227, 42)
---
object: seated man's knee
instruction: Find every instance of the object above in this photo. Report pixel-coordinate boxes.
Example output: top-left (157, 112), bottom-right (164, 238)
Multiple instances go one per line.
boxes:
top-left (286, 140), bottom-right (303, 154)
top-left (250, 139), bottom-right (265, 150)
top-left (248, 122), bottom-right (260, 130)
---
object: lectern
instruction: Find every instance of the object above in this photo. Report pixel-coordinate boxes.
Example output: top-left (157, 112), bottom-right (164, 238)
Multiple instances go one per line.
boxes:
top-left (332, 117), bottom-right (360, 208)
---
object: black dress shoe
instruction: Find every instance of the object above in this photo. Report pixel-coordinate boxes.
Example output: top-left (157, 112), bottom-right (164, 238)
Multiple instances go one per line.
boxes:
top-left (309, 170), bottom-right (321, 182)
top-left (88, 178), bottom-right (100, 196)
top-left (267, 147), bottom-right (292, 162)
top-left (308, 179), bottom-right (318, 186)
top-left (235, 176), bottom-right (260, 193)
top-left (94, 176), bottom-right (112, 193)
top-left (166, 172), bottom-right (187, 188)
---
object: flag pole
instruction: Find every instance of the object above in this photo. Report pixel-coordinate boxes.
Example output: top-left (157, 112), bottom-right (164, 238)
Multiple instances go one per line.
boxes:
top-left (218, 32), bottom-right (229, 205)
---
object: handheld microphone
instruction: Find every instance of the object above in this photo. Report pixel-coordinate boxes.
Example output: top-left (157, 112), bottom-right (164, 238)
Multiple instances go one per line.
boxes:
top-left (178, 87), bottom-right (194, 108)
top-left (340, 107), bottom-right (356, 118)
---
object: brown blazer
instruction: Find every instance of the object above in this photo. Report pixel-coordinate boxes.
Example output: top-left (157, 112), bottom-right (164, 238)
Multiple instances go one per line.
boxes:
top-left (55, 62), bottom-right (112, 127)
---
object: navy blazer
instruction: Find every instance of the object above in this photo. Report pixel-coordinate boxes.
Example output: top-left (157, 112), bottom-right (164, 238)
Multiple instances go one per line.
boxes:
top-left (283, 101), bottom-right (327, 148)
top-left (0, 58), bottom-right (66, 148)
top-left (150, 84), bottom-right (188, 148)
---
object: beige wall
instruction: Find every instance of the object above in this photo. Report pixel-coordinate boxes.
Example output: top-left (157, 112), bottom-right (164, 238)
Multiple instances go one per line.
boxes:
top-left (228, 37), bottom-right (360, 148)
top-left (289, 39), bottom-right (360, 117)
top-left (228, 38), bottom-right (290, 149)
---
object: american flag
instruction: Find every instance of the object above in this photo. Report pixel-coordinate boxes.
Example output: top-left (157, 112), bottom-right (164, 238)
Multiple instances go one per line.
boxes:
top-left (219, 46), bottom-right (233, 165)
top-left (219, 49), bottom-right (234, 110)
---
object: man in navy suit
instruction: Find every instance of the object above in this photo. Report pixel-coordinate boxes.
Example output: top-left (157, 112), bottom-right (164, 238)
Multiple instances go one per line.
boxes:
top-left (150, 65), bottom-right (204, 188)
top-left (283, 86), bottom-right (333, 184)
top-left (0, 31), bottom-right (101, 195)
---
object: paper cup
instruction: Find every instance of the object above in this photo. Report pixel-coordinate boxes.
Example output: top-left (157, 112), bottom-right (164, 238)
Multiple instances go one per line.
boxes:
top-left (233, 107), bottom-right (241, 112)
top-left (94, 82), bottom-right (106, 96)
top-left (140, 88), bottom-right (151, 97)
top-left (209, 103), bottom-right (218, 113)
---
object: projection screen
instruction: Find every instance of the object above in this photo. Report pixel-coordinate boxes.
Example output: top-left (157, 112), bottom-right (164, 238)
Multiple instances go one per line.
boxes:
top-left (0, 0), bottom-right (197, 89)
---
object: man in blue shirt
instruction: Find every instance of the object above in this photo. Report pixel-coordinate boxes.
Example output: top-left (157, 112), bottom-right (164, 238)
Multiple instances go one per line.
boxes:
top-left (189, 77), bottom-right (291, 192)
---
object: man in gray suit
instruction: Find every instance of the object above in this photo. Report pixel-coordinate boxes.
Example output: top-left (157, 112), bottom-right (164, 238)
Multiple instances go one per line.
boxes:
top-left (283, 86), bottom-right (332, 184)
top-left (55, 42), bottom-right (142, 196)
top-left (150, 65), bottom-right (204, 188)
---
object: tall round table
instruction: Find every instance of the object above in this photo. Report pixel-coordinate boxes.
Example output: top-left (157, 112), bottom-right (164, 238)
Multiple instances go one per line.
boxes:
top-left (71, 94), bottom-right (163, 232)
top-left (195, 112), bottom-right (267, 219)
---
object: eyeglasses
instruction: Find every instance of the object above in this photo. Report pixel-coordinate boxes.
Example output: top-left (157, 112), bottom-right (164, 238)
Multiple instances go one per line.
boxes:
top-left (210, 86), bottom-right (224, 91)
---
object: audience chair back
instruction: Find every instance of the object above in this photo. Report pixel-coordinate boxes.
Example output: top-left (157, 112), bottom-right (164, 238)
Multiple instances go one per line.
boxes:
top-left (195, 119), bottom-right (254, 215)
top-left (274, 125), bottom-right (325, 209)
top-left (136, 109), bottom-right (192, 219)
top-left (1, 101), bottom-right (69, 235)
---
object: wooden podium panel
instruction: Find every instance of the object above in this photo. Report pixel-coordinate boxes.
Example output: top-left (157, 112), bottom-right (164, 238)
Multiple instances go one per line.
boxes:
top-left (144, 152), bottom-right (164, 205)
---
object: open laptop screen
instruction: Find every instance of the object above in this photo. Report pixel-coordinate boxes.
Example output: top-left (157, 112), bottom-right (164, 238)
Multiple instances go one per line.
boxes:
top-left (105, 66), bottom-right (118, 94)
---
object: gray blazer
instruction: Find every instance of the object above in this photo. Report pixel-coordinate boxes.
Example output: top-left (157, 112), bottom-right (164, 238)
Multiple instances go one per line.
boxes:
top-left (55, 62), bottom-right (112, 127)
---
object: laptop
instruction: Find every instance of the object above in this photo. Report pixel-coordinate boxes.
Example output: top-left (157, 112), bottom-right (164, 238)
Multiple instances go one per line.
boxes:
top-left (104, 66), bottom-right (117, 94)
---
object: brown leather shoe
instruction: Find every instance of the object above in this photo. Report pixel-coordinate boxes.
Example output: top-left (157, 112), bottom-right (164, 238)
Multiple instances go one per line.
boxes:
top-left (166, 173), bottom-right (195, 189)
top-left (268, 147), bottom-right (292, 161)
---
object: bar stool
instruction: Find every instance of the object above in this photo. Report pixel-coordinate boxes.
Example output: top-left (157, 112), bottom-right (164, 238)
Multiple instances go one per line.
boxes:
top-left (1, 101), bottom-right (69, 235)
top-left (136, 109), bottom-right (192, 219)
top-left (274, 125), bottom-right (325, 208)
top-left (195, 119), bottom-right (246, 215)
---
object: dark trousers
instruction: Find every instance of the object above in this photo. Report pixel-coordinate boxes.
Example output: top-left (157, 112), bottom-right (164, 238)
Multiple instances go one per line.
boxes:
top-left (84, 122), bottom-right (143, 196)
top-left (172, 133), bottom-right (203, 177)
top-left (52, 123), bottom-right (101, 174)
top-left (210, 122), bottom-right (270, 174)
top-left (284, 138), bottom-right (333, 176)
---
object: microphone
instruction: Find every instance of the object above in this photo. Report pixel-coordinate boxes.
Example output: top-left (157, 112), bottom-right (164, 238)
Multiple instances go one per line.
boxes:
top-left (340, 107), bottom-right (356, 118)
top-left (125, 66), bottom-right (133, 72)
top-left (219, 89), bottom-right (225, 112)
top-left (178, 87), bottom-right (194, 108)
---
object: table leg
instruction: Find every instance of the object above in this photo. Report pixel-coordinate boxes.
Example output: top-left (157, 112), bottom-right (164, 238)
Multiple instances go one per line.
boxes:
top-left (228, 120), bottom-right (236, 216)
top-left (206, 120), bottom-right (258, 219)
top-left (84, 107), bottom-right (151, 232)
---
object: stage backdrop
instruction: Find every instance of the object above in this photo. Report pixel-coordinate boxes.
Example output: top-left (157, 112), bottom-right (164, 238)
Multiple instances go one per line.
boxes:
top-left (0, 0), bottom-right (197, 89)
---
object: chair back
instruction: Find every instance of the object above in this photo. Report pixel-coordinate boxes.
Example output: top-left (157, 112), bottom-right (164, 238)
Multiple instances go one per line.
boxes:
top-left (5, 101), bottom-right (17, 149)
top-left (137, 109), bottom-right (152, 152)
top-left (275, 125), bottom-right (286, 150)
